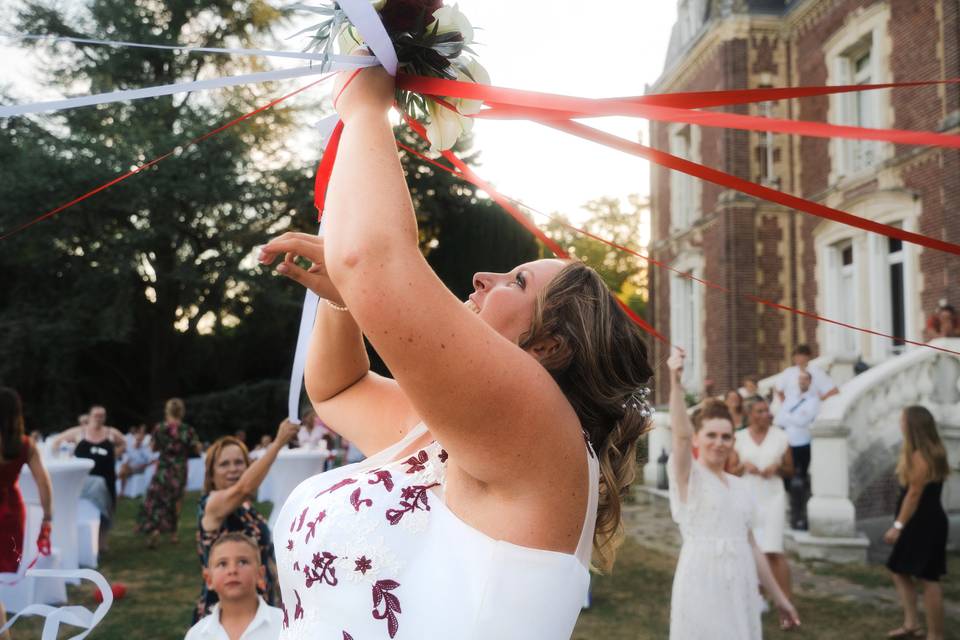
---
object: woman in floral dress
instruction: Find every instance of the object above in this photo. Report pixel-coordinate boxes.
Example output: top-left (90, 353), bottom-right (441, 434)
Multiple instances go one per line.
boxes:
top-left (136, 398), bottom-right (200, 546)
top-left (194, 421), bottom-right (298, 622)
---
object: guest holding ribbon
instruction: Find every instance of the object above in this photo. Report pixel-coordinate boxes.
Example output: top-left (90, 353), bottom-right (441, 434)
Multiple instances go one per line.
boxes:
top-left (257, 53), bottom-right (654, 639)
top-left (667, 351), bottom-right (798, 638)
top-left (136, 398), bottom-right (201, 547)
top-left (194, 420), bottom-right (297, 622)
top-left (0, 388), bottom-right (53, 637)
top-left (884, 406), bottom-right (950, 640)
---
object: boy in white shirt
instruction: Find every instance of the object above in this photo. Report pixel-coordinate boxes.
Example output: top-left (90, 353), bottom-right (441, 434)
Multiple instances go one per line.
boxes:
top-left (185, 533), bottom-right (284, 640)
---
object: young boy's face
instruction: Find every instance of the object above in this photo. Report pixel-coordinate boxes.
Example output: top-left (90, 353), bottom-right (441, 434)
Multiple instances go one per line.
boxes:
top-left (204, 541), bottom-right (264, 601)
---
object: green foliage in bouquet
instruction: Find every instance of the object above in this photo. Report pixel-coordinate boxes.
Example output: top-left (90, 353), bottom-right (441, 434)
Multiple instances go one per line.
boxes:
top-left (288, 1), bottom-right (479, 128)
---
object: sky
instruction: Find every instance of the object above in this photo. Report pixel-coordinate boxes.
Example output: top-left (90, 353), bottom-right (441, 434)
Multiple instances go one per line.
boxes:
top-left (0, 1), bottom-right (679, 242)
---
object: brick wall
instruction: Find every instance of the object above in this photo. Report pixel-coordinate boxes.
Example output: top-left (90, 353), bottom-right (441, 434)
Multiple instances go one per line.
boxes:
top-left (648, 0), bottom-right (958, 402)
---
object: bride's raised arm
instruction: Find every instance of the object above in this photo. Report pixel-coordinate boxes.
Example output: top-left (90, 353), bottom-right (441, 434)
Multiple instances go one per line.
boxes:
top-left (263, 63), bottom-right (581, 485)
top-left (669, 348), bottom-right (694, 502)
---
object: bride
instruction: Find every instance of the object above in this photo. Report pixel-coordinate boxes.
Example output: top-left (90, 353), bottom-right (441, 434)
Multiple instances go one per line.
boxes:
top-left (667, 348), bottom-right (800, 639)
top-left (257, 60), bottom-right (653, 638)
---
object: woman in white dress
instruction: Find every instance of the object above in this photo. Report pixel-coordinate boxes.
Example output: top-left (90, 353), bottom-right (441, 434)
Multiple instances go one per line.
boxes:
top-left (736, 396), bottom-right (795, 600)
top-left (256, 59), bottom-right (654, 639)
top-left (668, 349), bottom-right (799, 639)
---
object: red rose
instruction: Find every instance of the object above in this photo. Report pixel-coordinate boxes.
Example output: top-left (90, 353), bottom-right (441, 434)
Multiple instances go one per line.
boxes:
top-left (378, 0), bottom-right (443, 34)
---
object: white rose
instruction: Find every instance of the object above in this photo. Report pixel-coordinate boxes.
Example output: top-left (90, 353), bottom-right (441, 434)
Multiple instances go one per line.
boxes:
top-left (425, 99), bottom-right (467, 154)
top-left (432, 4), bottom-right (473, 43)
top-left (453, 58), bottom-right (490, 117)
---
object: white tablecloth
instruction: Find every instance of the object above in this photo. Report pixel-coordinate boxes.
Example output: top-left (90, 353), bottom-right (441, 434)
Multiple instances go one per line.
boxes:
top-left (19, 458), bottom-right (95, 575)
top-left (262, 449), bottom-right (327, 531)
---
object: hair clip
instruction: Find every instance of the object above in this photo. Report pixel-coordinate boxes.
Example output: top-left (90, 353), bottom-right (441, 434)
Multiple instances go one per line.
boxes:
top-left (622, 386), bottom-right (653, 419)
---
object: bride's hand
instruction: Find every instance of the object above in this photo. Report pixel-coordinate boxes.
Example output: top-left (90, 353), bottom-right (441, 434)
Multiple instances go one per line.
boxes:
top-left (332, 50), bottom-right (395, 123)
top-left (258, 232), bottom-right (344, 304)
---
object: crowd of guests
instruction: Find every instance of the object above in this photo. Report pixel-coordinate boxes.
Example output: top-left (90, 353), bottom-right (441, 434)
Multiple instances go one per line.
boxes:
top-left (670, 337), bottom-right (951, 639)
top-left (0, 330), bottom-right (953, 640)
top-left (0, 390), bottom-right (365, 638)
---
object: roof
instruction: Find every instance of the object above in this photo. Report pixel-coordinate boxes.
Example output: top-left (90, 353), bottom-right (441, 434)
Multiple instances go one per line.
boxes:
top-left (660, 0), bottom-right (790, 78)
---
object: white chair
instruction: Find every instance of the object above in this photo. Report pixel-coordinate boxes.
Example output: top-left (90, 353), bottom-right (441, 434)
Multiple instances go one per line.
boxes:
top-left (0, 504), bottom-right (66, 612)
top-left (118, 467), bottom-right (150, 499)
top-left (76, 499), bottom-right (100, 569)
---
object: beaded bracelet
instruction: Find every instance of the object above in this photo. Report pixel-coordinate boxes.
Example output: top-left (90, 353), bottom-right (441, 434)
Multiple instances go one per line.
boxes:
top-left (324, 298), bottom-right (349, 312)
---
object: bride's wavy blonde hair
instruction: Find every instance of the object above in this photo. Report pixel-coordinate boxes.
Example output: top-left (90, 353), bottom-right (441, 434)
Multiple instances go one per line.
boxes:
top-left (519, 262), bottom-right (654, 573)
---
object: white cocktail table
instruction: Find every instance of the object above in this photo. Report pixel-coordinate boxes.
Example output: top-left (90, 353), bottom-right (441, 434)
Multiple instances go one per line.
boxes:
top-left (263, 449), bottom-right (327, 531)
top-left (20, 457), bottom-right (95, 575)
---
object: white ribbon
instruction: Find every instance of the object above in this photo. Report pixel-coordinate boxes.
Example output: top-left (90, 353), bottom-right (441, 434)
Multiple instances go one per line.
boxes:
top-left (1, 0), bottom-right (400, 118)
top-left (337, 0), bottom-right (398, 75)
top-left (3, 34), bottom-right (371, 63)
top-left (284, 2), bottom-right (400, 424)
top-left (0, 569), bottom-right (113, 640)
top-left (0, 59), bottom-right (380, 118)
top-left (286, 114), bottom-right (340, 425)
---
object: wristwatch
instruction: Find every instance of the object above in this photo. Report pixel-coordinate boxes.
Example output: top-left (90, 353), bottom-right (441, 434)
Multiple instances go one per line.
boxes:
top-left (893, 520), bottom-right (904, 531)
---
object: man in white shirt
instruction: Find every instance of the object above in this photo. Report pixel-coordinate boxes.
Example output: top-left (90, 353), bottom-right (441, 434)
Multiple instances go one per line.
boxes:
top-left (775, 344), bottom-right (838, 405)
top-left (774, 369), bottom-right (821, 531)
top-left (185, 533), bottom-right (284, 640)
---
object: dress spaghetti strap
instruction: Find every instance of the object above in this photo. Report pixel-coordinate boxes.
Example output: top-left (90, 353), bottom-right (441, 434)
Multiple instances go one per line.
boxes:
top-left (574, 439), bottom-right (600, 571)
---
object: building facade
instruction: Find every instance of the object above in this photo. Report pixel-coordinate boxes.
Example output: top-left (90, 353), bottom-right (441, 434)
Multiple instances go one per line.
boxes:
top-left (648, 0), bottom-right (960, 401)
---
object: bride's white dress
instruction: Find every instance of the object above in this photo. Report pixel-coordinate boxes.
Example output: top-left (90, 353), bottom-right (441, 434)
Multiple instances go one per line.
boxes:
top-left (668, 459), bottom-right (762, 640)
top-left (274, 422), bottom-right (598, 640)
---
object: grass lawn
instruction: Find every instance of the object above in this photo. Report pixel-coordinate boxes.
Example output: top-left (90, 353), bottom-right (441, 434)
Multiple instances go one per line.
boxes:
top-left (9, 492), bottom-right (959, 639)
top-left (803, 552), bottom-right (960, 605)
top-left (14, 492), bottom-right (217, 639)
top-left (577, 540), bottom-right (960, 640)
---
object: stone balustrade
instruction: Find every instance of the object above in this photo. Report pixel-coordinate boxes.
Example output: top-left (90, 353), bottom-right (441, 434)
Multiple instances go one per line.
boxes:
top-left (644, 338), bottom-right (960, 563)
top-left (797, 338), bottom-right (960, 562)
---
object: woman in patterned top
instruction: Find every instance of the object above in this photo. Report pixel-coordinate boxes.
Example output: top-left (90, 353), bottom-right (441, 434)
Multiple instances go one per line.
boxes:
top-left (136, 398), bottom-right (201, 547)
top-left (193, 420), bottom-right (297, 622)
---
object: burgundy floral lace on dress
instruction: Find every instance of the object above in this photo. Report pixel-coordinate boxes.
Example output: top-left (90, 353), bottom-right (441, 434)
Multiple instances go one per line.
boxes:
top-left (274, 422), bottom-right (598, 640)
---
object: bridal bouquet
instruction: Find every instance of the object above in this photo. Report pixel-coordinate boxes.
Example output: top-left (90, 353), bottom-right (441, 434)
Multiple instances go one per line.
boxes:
top-left (290, 0), bottom-right (489, 152)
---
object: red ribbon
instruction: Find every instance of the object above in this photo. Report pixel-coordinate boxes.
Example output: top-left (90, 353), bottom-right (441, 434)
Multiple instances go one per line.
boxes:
top-left (542, 119), bottom-right (960, 257)
top-left (397, 74), bottom-right (960, 255)
top-left (397, 112), bottom-right (668, 344)
top-left (394, 128), bottom-right (960, 358)
top-left (0, 75), bottom-right (333, 241)
top-left (477, 100), bottom-right (960, 150)
top-left (398, 74), bottom-right (960, 110)
top-left (313, 119), bottom-right (345, 221)
top-left (314, 68), bottom-right (365, 221)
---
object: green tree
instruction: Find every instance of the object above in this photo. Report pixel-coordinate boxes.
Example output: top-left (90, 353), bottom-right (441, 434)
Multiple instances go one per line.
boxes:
top-left (1, 0), bottom-right (314, 427)
top-left (543, 195), bottom-right (648, 316)
top-left (0, 1), bottom-right (542, 435)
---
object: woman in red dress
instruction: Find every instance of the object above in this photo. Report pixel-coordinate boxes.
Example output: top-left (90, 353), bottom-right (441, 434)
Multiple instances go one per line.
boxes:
top-left (0, 387), bottom-right (53, 630)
